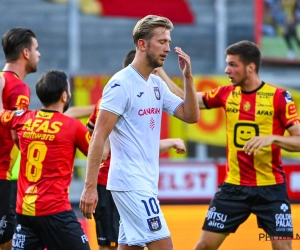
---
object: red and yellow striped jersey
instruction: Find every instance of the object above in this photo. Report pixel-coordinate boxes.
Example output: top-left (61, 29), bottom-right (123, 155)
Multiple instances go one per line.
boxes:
top-left (202, 82), bottom-right (300, 186)
top-left (0, 71), bottom-right (31, 180)
top-left (0, 109), bottom-right (90, 216)
top-left (86, 99), bottom-right (111, 185)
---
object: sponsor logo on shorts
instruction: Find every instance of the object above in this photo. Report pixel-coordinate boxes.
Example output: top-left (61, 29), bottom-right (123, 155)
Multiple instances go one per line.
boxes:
top-left (206, 207), bottom-right (227, 229)
top-left (81, 234), bottom-right (88, 243)
top-left (275, 203), bottom-right (293, 232)
top-left (16, 224), bottom-right (22, 232)
top-left (147, 216), bottom-right (162, 231)
top-left (0, 215), bottom-right (7, 235)
top-left (12, 231), bottom-right (26, 249)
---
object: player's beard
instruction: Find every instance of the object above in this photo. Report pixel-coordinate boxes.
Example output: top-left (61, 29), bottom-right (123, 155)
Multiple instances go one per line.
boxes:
top-left (233, 68), bottom-right (248, 87)
top-left (25, 62), bottom-right (37, 74)
top-left (26, 54), bottom-right (39, 74)
top-left (63, 93), bottom-right (71, 113)
top-left (146, 50), bottom-right (163, 69)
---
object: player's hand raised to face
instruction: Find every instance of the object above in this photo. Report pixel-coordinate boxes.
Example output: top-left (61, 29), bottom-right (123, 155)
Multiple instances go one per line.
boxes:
top-left (174, 47), bottom-right (192, 79)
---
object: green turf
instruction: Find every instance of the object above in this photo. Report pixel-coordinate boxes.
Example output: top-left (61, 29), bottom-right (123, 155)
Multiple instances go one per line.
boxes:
top-left (261, 25), bottom-right (300, 60)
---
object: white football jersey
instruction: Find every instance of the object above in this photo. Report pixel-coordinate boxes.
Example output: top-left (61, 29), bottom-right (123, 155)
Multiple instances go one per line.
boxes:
top-left (101, 65), bottom-right (183, 193)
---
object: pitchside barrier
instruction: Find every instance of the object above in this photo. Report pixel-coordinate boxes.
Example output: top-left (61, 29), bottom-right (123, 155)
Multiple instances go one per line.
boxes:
top-left (70, 161), bottom-right (300, 203)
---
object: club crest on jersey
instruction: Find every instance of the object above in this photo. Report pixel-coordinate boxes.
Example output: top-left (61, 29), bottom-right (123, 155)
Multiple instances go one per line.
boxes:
top-left (243, 101), bottom-right (251, 111)
top-left (153, 87), bottom-right (161, 100)
top-left (147, 216), bottom-right (162, 231)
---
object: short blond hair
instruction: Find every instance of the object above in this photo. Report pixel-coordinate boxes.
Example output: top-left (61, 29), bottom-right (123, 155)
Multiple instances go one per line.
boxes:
top-left (132, 15), bottom-right (173, 46)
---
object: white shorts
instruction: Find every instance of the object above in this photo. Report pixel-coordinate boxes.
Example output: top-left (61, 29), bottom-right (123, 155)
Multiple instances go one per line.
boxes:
top-left (111, 190), bottom-right (170, 247)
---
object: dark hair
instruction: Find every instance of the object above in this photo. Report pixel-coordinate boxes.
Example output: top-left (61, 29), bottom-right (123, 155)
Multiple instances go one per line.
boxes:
top-left (123, 49), bottom-right (136, 68)
top-left (132, 15), bottom-right (173, 46)
top-left (225, 40), bottom-right (261, 73)
top-left (2, 28), bottom-right (37, 62)
top-left (36, 70), bottom-right (68, 107)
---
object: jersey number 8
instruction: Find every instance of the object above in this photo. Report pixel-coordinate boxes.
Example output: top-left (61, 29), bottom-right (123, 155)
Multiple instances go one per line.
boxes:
top-left (26, 141), bottom-right (48, 182)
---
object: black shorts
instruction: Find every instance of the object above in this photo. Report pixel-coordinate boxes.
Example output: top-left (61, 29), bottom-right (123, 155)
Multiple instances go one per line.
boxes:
top-left (12, 210), bottom-right (90, 250)
top-left (0, 180), bottom-right (16, 244)
top-left (93, 184), bottom-right (120, 247)
top-left (10, 180), bottom-right (18, 211)
top-left (202, 182), bottom-right (293, 237)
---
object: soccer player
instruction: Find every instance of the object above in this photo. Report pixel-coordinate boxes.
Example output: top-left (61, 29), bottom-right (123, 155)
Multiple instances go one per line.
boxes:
top-left (190, 40), bottom-right (300, 250)
top-left (80, 15), bottom-right (199, 250)
top-left (87, 50), bottom-right (186, 250)
top-left (0, 70), bottom-right (91, 250)
top-left (0, 28), bottom-right (40, 250)
top-left (87, 99), bottom-right (185, 250)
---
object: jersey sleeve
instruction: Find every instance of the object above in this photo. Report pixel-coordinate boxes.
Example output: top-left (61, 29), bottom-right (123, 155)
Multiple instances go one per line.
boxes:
top-left (7, 84), bottom-right (30, 110)
top-left (100, 79), bottom-right (128, 116)
top-left (277, 90), bottom-right (300, 129)
top-left (202, 86), bottom-right (228, 109)
top-left (0, 110), bottom-right (26, 129)
top-left (74, 120), bottom-right (90, 156)
top-left (160, 79), bottom-right (183, 115)
top-left (86, 100), bottom-right (101, 132)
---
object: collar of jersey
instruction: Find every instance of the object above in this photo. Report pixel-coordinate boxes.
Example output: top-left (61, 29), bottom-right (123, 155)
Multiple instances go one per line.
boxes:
top-left (241, 81), bottom-right (265, 94)
top-left (1, 71), bottom-right (19, 78)
top-left (40, 109), bottom-right (59, 113)
top-left (129, 64), bottom-right (148, 82)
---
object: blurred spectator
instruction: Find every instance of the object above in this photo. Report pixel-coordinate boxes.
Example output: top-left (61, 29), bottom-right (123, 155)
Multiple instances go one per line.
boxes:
top-left (264, 1), bottom-right (278, 36)
top-left (263, 0), bottom-right (285, 36)
top-left (281, 0), bottom-right (300, 59)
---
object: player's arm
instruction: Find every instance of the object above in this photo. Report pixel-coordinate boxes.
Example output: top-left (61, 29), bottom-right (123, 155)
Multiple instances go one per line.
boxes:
top-left (8, 84), bottom-right (30, 148)
top-left (157, 67), bottom-right (184, 98)
top-left (243, 124), bottom-right (300, 155)
top-left (88, 127), bottom-right (111, 162)
top-left (0, 76), bottom-right (20, 147)
top-left (86, 103), bottom-right (110, 162)
top-left (102, 138), bottom-right (111, 162)
top-left (197, 93), bottom-right (206, 109)
top-left (158, 67), bottom-right (206, 109)
top-left (244, 91), bottom-right (300, 154)
top-left (0, 75), bottom-right (5, 110)
top-left (172, 47), bottom-right (199, 123)
top-left (64, 105), bottom-right (95, 118)
top-left (159, 138), bottom-right (186, 154)
top-left (272, 124), bottom-right (300, 151)
top-left (80, 109), bottom-right (118, 219)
